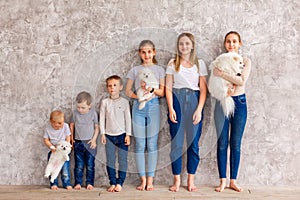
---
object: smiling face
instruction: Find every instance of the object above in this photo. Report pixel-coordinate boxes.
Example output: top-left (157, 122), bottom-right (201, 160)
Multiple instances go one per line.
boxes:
top-left (139, 44), bottom-right (156, 65)
top-left (224, 33), bottom-right (242, 53)
top-left (178, 35), bottom-right (194, 56)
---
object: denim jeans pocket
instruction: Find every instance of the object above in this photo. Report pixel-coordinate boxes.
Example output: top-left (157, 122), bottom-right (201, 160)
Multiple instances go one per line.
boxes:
top-left (238, 95), bottom-right (247, 104)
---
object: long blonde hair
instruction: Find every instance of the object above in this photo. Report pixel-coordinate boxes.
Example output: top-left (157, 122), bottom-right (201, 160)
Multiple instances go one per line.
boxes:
top-left (174, 32), bottom-right (199, 72)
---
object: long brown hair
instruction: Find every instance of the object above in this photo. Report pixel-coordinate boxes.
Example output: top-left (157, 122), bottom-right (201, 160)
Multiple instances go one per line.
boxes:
top-left (138, 40), bottom-right (158, 64)
top-left (174, 32), bottom-right (199, 72)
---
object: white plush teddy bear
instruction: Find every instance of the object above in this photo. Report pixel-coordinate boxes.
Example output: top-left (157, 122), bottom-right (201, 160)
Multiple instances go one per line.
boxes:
top-left (44, 141), bottom-right (72, 183)
top-left (208, 52), bottom-right (244, 117)
top-left (136, 68), bottom-right (159, 110)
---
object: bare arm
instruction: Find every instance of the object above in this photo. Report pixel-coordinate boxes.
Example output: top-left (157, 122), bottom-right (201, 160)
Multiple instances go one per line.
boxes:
top-left (214, 57), bottom-right (251, 86)
top-left (69, 122), bottom-right (75, 145)
top-left (166, 74), bottom-right (177, 123)
top-left (193, 76), bottom-right (207, 125)
top-left (125, 78), bottom-right (138, 99)
top-left (197, 76), bottom-right (207, 112)
top-left (44, 138), bottom-right (56, 152)
top-left (65, 135), bottom-right (71, 143)
top-left (147, 77), bottom-right (165, 97)
top-left (89, 124), bottom-right (99, 149)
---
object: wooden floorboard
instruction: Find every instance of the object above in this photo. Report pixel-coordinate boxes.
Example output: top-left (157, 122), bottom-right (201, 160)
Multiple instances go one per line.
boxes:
top-left (0, 185), bottom-right (299, 200)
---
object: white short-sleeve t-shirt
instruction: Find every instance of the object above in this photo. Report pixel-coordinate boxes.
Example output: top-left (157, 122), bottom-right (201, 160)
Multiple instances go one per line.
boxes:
top-left (166, 59), bottom-right (208, 90)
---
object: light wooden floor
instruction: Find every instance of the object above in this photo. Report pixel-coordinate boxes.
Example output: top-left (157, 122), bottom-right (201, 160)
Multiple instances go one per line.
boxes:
top-left (0, 185), bottom-right (299, 200)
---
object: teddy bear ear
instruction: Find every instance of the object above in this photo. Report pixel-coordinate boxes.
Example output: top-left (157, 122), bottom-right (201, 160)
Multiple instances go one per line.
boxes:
top-left (233, 56), bottom-right (239, 62)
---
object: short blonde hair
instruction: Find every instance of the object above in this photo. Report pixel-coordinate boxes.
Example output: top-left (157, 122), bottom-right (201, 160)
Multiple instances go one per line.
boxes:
top-left (50, 110), bottom-right (64, 122)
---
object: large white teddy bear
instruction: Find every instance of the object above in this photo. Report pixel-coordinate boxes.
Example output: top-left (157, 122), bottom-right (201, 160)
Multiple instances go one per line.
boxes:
top-left (208, 52), bottom-right (244, 117)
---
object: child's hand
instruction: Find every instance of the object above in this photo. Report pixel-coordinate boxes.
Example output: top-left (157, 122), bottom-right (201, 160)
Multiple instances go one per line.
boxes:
top-left (101, 135), bottom-right (106, 145)
top-left (50, 145), bottom-right (56, 153)
top-left (213, 67), bottom-right (223, 77)
top-left (140, 80), bottom-right (146, 90)
top-left (125, 135), bottom-right (130, 146)
top-left (70, 137), bottom-right (74, 147)
top-left (193, 108), bottom-right (202, 125)
top-left (169, 108), bottom-right (177, 123)
top-left (88, 139), bottom-right (97, 149)
top-left (227, 84), bottom-right (236, 96)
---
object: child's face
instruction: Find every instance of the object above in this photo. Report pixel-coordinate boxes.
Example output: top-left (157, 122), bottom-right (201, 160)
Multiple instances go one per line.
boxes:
top-left (178, 36), bottom-right (194, 56)
top-left (50, 117), bottom-right (64, 130)
top-left (139, 44), bottom-right (156, 65)
top-left (107, 79), bottom-right (123, 97)
top-left (76, 101), bottom-right (91, 114)
top-left (224, 33), bottom-right (241, 53)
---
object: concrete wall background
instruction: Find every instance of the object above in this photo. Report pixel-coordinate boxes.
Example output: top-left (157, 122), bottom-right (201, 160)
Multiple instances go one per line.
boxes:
top-left (0, 0), bottom-right (299, 186)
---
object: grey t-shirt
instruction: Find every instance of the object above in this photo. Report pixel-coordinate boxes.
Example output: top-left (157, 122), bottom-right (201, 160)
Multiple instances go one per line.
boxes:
top-left (70, 108), bottom-right (99, 140)
top-left (43, 123), bottom-right (71, 145)
top-left (126, 64), bottom-right (165, 91)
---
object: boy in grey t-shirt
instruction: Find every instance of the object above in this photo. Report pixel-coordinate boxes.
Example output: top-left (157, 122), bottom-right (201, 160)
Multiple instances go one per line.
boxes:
top-left (70, 91), bottom-right (99, 190)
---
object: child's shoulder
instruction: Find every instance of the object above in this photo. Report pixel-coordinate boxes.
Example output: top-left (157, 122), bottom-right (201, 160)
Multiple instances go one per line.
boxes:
top-left (101, 96), bottom-right (111, 103)
top-left (167, 58), bottom-right (176, 66)
top-left (156, 64), bottom-right (165, 70)
top-left (131, 65), bottom-right (143, 71)
top-left (120, 96), bottom-right (130, 102)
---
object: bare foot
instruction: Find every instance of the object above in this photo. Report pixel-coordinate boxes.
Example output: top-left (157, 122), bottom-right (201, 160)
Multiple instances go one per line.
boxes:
top-left (86, 184), bottom-right (94, 190)
top-left (66, 186), bottom-right (73, 190)
top-left (169, 175), bottom-right (180, 192)
top-left (114, 184), bottom-right (122, 192)
top-left (229, 179), bottom-right (243, 192)
top-left (187, 174), bottom-right (197, 192)
top-left (51, 185), bottom-right (58, 190)
top-left (136, 176), bottom-right (146, 191)
top-left (74, 184), bottom-right (81, 190)
top-left (146, 177), bottom-right (154, 191)
top-left (107, 185), bottom-right (115, 192)
top-left (215, 178), bottom-right (226, 192)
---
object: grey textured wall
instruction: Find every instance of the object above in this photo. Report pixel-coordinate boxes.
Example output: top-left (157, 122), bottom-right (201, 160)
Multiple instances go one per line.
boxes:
top-left (1, 0), bottom-right (299, 186)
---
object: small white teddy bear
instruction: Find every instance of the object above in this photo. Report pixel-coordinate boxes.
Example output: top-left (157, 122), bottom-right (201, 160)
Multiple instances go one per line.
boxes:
top-left (44, 141), bottom-right (72, 183)
top-left (136, 68), bottom-right (159, 110)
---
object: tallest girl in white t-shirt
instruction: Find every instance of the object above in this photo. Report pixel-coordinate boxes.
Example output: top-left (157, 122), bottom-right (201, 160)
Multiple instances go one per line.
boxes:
top-left (166, 32), bottom-right (208, 192)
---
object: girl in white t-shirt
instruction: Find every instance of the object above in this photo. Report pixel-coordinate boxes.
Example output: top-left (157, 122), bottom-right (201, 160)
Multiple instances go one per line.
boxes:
top-left (165, 33), bottom-right (208, 192)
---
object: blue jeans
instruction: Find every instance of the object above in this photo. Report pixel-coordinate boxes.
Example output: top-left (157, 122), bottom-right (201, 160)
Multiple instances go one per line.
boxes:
top-left (132, 98), bottom-right (160, 177)
top-left (105, 133), bottom-right (128, 186)
top-left (168, 88), bottom-right (203, 175)
top-left (47, 151), bottom-right (71, 188)
top-left (74, 140), bottom-right (97, 186)
top-left (214, 94), bottom-right (247, 179)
